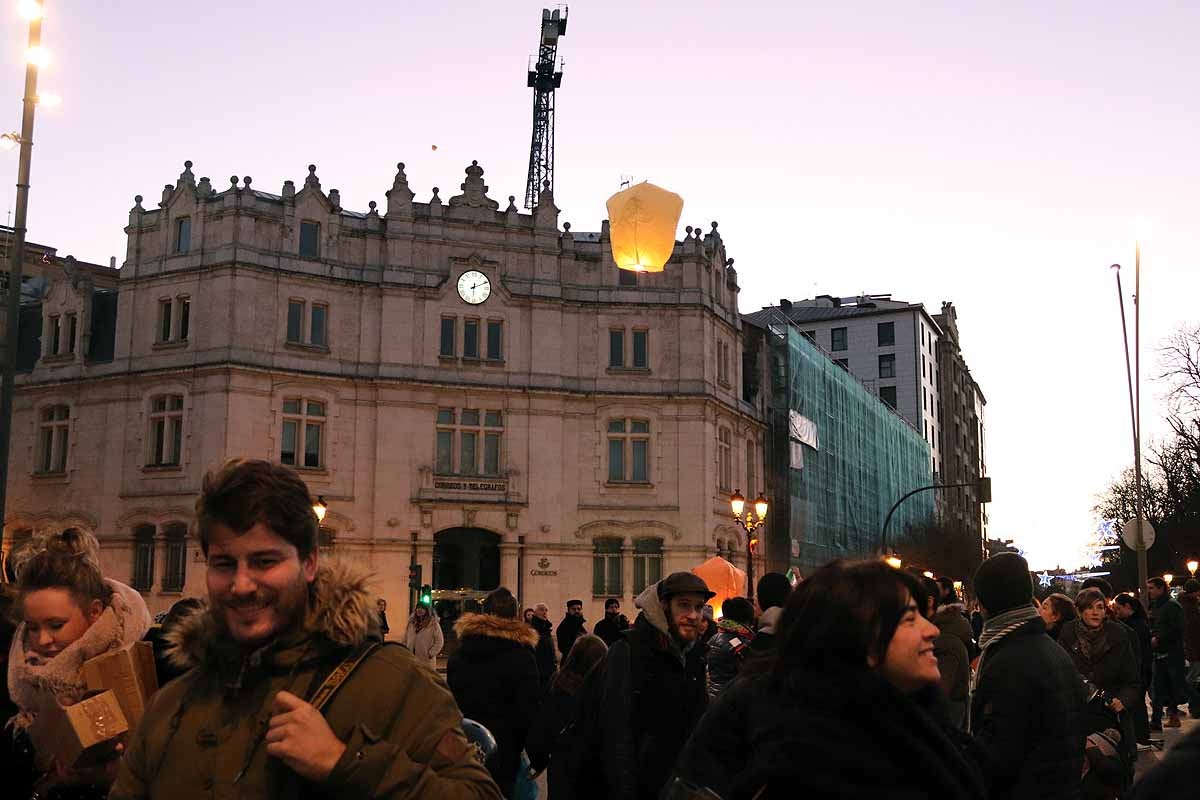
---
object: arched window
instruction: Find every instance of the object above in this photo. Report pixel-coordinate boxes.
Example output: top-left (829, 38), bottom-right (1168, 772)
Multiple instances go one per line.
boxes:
top-left (132, 524), bottom-right (156, 591)
top-left (162, 523), bottom-right (188, 592)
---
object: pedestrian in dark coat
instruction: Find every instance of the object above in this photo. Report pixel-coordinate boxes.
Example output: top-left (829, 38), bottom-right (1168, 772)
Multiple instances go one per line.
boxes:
top-left (556, 599), bottom-right (587, 658)
top-left (1146, 577), bottom-right (1186, 729)
top-left (1114, 592), bottom-right (1154, 744)
top-left (673, 561), bottom-right (986, 800)
top-left (529, 612), bottom-right (558, 689)
top-left (1178, 579), bottom-right (1200, 716)
top-left (971, 553), bottom-right (1085, 800)
top-left (1057, 587), bottom-right (1140, 787)
top-left (922, 577), bottom-right (970, 730)
top-left (593, 597), bottom-right (630, 647)
top-left (526, 635), bottom-right (607, 799)
top-left (705, 596), bottom-right (756, 699)
top-left (574, 573), bottom-right (712, 800)
top-left (747, 572), bottom-right (792, 657)
top-left (448, 588), bottom-right (542, 799)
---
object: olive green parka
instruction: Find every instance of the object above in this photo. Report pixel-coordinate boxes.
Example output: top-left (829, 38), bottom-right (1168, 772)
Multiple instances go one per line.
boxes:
top-left (109, 566), bottom-right (501, 800)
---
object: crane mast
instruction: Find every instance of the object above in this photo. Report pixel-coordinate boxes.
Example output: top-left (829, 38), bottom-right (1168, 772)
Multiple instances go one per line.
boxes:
top-left (524, 7), bottom-right (567, 209)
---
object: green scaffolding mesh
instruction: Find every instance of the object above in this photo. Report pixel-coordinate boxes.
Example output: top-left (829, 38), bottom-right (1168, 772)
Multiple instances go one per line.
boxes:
top-left (769, 326), bottom-right (933, 573)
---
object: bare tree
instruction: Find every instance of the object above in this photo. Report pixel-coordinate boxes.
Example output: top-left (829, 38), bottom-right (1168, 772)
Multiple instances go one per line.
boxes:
top-left (895, 518), bottom-right (982, 585)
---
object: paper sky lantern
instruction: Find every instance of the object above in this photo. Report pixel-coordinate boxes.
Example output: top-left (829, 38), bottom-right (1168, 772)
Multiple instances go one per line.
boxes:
top-left (606, 181), bottom-right (684, 273)
top-left (692, 555), bottom-right (746, 617)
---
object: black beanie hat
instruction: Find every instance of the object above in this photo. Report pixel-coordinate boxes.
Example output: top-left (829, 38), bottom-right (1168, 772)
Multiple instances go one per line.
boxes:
top-left (974, 552), bottom-right (1033, 615)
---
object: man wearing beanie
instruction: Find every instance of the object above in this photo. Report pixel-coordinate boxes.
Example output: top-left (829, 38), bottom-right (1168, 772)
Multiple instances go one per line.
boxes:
top-left (970, 553), bottom-right (1085, 799)
top-left (572, 571), bottom-right (713, 800)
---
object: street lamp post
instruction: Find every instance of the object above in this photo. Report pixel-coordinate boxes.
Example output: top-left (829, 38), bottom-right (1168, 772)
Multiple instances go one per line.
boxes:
top-left (879, 477), bottom-right (992, 556)
top-left (1188, 560), bottom-right (1198, 579)
top-left (1112, 258), bottom-right (1149, 597)
top-left (0, 1), bottom-right (46, 536)
top-left (730, 489), bottom-right (768, 601)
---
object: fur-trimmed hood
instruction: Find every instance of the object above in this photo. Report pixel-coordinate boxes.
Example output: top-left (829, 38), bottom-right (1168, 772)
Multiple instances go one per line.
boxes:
top-left (164, 564), bottom-right (376, 671)
top-left (453, 612), bottom-right (539, 649)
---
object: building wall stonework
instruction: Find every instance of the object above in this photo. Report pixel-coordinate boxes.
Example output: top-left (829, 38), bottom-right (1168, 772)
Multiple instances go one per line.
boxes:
top-left (3, 161), bottom-right (766, 626)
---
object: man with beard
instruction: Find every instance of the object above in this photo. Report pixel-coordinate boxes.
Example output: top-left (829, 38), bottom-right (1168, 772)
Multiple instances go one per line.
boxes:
top-left (593, 598), bottom-right (630, 647)
top-left (574, 572), bottom-right (712, 800)
top-left (557, 599), bottom-right (588, 658)
top-left (109, 458), bottom-right (500, 800)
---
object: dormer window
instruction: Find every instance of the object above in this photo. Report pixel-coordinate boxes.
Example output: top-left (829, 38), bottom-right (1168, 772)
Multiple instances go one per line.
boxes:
top-left (44, 312), bottom-right (78, 359)
top-left (156, 297), bottom-right (190, 345)
top-left (299, 221), bottom-right (320, 259)
top-left (175, 217), bottom-right (192, 255)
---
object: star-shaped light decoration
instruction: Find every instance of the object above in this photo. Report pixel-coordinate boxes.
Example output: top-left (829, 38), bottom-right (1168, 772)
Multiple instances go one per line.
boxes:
top-left (1038, 572), bottom-right (1053, 588)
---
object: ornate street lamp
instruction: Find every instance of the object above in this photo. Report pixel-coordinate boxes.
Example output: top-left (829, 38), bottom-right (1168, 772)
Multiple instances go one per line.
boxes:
top-left (606, 181), bottom-right (684, 273)
top-left (313, 496), bottom-right (328, 523)
top-left (1187, 560), bottom-right (1198, 578)
top-left (1163, 573), bottom-right (1174, 587)
top-left (730, 489), bottom-right (768, 600)
top-left (885, 555), bottom-right (903, 570)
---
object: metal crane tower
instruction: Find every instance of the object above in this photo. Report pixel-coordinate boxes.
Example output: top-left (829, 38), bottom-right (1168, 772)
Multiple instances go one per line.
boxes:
top-left (524, 7), bottom-right (568, 209)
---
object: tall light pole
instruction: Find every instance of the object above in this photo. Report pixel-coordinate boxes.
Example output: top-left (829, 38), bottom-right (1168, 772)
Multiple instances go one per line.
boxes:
top-left (0, 1), bottom-right (46, 538)
top-left (730, 490), bottom-right (768, 601)
top-left (1113, 254), bottom-right (1149, 596)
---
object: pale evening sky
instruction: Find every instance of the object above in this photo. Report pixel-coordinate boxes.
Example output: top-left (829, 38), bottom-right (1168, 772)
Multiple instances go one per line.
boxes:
top-left (3, 1), bottom-right (1198, 570)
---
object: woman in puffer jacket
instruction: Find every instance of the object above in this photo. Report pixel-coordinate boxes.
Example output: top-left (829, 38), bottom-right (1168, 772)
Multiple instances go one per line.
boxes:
top-left (6, 529), bottom-right (152, 800)
top-left (706, 596), bottom-right (757, 699)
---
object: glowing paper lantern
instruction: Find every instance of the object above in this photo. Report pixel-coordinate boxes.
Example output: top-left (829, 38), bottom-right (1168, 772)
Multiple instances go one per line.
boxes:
top-left (606, 181), bottom-right (684, 273)
top-left (692, 555), bottom-right (746, 617)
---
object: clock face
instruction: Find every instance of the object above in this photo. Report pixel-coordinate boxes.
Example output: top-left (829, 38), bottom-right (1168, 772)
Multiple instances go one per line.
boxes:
top-left (457, 270), bottom-right (491, 305)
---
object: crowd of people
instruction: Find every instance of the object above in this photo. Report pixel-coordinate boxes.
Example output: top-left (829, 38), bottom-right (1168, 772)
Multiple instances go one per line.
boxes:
top-left (2, 456), bottom-right (1199, 799)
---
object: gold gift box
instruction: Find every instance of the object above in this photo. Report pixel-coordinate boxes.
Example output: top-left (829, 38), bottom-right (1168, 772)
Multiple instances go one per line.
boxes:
top-left (81, 640), bottom-right (159, 728)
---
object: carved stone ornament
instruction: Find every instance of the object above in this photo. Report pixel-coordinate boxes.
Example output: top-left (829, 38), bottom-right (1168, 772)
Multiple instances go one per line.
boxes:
top-left (449, 161), bottom-right (500, 210)
top-left (573, 519), bottom-right (682, 542)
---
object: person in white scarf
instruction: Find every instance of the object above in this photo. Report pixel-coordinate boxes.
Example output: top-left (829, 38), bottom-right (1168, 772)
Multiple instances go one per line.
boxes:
top-left (5, 529), bottom-right (152, 797)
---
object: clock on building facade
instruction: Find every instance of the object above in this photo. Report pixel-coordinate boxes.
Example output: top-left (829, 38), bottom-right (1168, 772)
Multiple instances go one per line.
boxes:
top-left (457, 270), bottom-right (491, 305)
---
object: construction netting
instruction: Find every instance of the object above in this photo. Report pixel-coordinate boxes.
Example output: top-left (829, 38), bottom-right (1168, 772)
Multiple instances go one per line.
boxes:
top-left (768, 325), bottom-right (933, 573)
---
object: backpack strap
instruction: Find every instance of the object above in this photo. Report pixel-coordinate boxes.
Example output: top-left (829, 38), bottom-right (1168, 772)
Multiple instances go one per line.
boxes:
top-left (307, 641), bottom-right (382, 713)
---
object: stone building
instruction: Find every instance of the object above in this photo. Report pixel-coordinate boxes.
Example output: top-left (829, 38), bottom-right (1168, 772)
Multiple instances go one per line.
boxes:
top-left (1, 160), bottom-right (766, 635)
top-left (932, 301), bottom-right (988, 546)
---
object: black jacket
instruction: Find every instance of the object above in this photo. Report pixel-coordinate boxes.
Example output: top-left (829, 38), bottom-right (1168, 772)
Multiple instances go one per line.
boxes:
top-left (529, 615), bottom-right (557, 687)
top-left (526, 671), bottom-right (586, 800)
top-left (705, 621), bottom-right (755, 699)
top-left (579, 582), bottom-right (707, 800)
top-left (1122, 613), bottom-right (1153, 688)
top-left (971, 616), bottom-right (1085, 800)
top-left (1148, 594), bottom-right (1185, 661)
top-left (1057, 619), bottom-right (1140, 761)
top-left (447, 613), bottom-right (542, 798)
top-left (673, 669), bottom-right (987, 800)
top-left (557, 613), bottom-right (587, 658)
top-left (593, 613), bottom-right (630, 647)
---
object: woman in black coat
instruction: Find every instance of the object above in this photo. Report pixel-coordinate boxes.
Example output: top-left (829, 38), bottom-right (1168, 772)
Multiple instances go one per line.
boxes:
top-left (1115, 592), bottom-right (1154, 744)
top-left (526, 635), bottom-right (607, 798)
top-left (671, 560), bottom-right (987, 800)
top-left (1058, 588), bottom-right (1141, 796)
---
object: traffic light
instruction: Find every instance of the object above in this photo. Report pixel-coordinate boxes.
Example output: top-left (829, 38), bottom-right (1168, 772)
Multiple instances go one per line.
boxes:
top-left (419, 584), bottom-right (433, 606)
top-left (408, 564), bottom-right (422, 590)
top-left (977, 476), bottom-right (992, 504)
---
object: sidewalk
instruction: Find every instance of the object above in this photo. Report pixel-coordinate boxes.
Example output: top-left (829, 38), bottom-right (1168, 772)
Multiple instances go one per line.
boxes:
top-left (1134, 713), bottom-right (1198, 780)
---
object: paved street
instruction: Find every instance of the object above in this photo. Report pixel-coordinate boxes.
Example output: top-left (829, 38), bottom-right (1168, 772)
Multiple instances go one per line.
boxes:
top-left (1134, 711), bottom-right (1197, 780)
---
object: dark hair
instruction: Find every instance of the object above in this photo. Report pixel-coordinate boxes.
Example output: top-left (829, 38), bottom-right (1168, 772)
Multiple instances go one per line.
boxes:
top-left (772, 560), bottom-right (926, 682)
top-left (195, 459), bottom-right (319, 559)
top-left (604, 598), bottom-right (620, 610)
top-left (1114, 593), bottom-right (1145, 617)
top-left (920, 577), bottom-right (941, 615)
top-left (937, 576), bottom-right (956, 595)
top-left (974, 552), bottom-right (1032, 614)
top-left (1074, 587), bottom-right (1107, 613)
top-left (1080, 577), bottom-right (1114, 599)
top-left (15, 529), bottom-right (114, 611)
top-left (756, 572), bottom-right (792, 611)
top-left (567, 599), bottom-right (583, 608)
top-left (1043, 593), bottom-right (1077, 624)
top-left (1185, 579), bottom-right (1200, 594)
top-left (1148, 577), bottom-right (1167, 591)
top-left (483, 587), bottom-right (518, 619)
top-left (720, 596), bottom-right (756, 626)
top-left (551, 634), bottom-right (608, 694)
